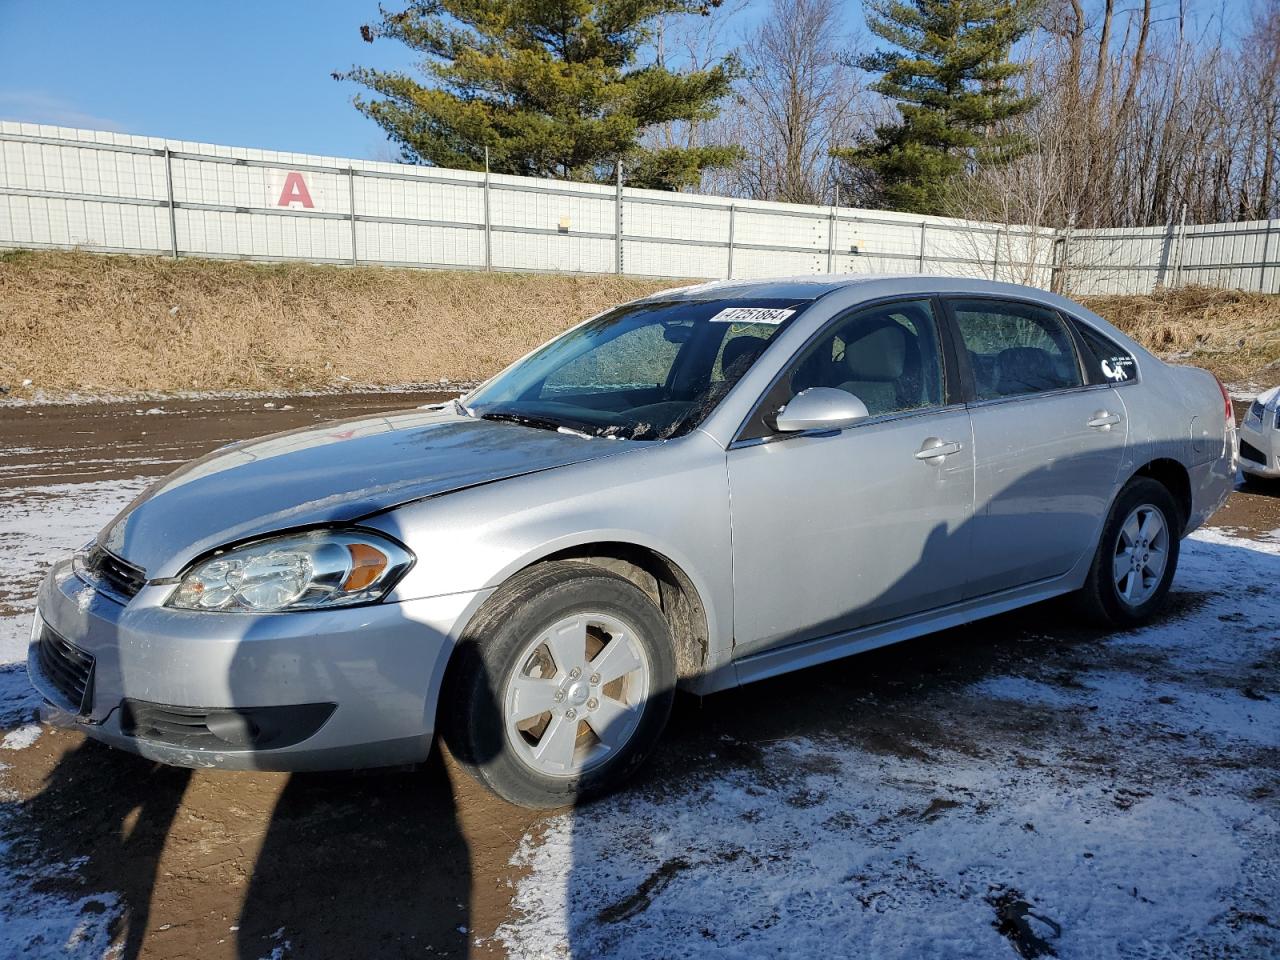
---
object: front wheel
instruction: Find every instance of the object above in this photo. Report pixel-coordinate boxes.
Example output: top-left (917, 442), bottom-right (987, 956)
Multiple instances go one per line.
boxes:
top-left (441, 561), bottom-right (676, 808)
top-left (1074, 477), bottom-right (1182, 627)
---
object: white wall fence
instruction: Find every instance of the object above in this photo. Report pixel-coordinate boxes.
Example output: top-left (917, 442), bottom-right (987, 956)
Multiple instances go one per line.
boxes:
top-left (2, 122), bottom-right (1278, 297)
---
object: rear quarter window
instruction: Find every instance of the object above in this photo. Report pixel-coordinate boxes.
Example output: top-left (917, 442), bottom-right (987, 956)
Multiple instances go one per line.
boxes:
top-left (1073, 321), bottom-right (1138, 385)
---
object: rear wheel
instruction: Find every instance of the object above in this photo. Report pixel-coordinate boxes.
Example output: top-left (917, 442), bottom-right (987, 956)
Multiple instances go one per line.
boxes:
top-left (441, 561), bottom-right (676, 808)
top-left (1074, 477), bottom-right (1181, 627)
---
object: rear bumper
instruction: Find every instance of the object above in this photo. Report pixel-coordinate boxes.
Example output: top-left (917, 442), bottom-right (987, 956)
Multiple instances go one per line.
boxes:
top-left (1185, 426), bottom-right (1238, 533)
top-left (28, 558), bottom-right (491, 771)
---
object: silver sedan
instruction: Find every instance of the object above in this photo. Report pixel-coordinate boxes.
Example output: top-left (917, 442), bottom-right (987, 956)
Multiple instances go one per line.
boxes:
top-left (29, 276), bottom-right (1237, 807)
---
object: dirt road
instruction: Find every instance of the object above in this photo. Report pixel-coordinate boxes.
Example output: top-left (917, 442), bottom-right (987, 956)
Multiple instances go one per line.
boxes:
top-left (1, 395), bottom-right (1277, 959)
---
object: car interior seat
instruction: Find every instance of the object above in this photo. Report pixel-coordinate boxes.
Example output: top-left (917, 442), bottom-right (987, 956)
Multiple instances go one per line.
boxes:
top-left (836, 320), bottom-right (923, 415)
top-left (994, 346), bottom-right (1064, 396)
top-left (720, 335), bottom-right (772, 378)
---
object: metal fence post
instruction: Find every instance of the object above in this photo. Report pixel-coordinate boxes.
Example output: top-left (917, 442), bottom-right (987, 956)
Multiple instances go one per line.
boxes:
top-left (918, 222), bottom-right (927, 272)
top-left (483, 147), bottom-right (492, 271)
top-left (163, 146), bottom-right (178, 259)
top-left (727, 204), bottom-right (736, 279)
top-left (615, 162), bottom-right (624, 275)
top-left (992, 227), bottom-right (1001, 280)
top-left (827, 205), bottom-right (836, 273)
top-left (347, 168), bottom-right (358, 265)
top-left (1172, 203), bottom-right (1188, 289)
top-left (1157, 215), bottom-right (1175, 288)
top-left (1263, 219), bottom-right (1277, 294)
top-left (1058, 227), bottom-right (1073, 296)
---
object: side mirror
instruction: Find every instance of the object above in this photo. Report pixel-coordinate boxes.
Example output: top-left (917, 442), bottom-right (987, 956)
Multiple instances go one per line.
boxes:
top-left (773, 387), bottom-right (870, 433)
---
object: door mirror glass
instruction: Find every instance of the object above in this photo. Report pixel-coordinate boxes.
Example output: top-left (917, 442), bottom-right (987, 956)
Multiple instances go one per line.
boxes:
top-left (773, 387), bottom-right (870, 433)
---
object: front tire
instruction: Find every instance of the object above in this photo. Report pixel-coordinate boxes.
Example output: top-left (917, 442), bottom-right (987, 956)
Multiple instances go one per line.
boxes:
top-left (1074, 477), bottom-right (1181, 627)
top-left (441, 561), bottom-right (676, 808)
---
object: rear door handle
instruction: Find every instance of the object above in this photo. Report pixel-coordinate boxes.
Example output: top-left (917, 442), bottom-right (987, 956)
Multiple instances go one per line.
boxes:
top-left (916, 438), bottom-right (963, 460)
top-left (1088, 411), bottom-right (1122, 429)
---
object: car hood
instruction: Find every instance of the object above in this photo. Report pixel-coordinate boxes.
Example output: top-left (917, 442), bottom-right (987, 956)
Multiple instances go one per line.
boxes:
top-left (100, 407), bottom-right (638, 577)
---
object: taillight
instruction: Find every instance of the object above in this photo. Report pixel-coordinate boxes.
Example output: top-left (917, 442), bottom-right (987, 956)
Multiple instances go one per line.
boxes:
top-left (1213, 376), bottom-right (1232, 422)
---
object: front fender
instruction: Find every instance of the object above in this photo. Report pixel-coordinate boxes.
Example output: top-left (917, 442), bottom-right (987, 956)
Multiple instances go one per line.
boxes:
top-left (362, 432), bottom-right (735, 677)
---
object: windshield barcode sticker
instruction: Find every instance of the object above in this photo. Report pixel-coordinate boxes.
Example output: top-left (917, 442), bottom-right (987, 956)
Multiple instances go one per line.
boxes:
top-left (708, 307), bottom-right (795, 325)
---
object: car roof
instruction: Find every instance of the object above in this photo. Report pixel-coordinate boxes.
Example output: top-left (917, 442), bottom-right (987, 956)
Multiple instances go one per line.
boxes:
top-left (640, 276), bottom-right (1152, 366)
top-left (635, 273), bottom-right (1148, 360)
top-left (641, 274), bottom-right (1068, 305)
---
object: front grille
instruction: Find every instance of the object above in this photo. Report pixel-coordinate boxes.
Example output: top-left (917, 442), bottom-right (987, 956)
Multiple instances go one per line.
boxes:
top-left (36, 622), bottom-right (95, 714)
top-left (81, 545), bottom-right (146, 599)
top-left (1240, 439), bottom-right (1267, 465)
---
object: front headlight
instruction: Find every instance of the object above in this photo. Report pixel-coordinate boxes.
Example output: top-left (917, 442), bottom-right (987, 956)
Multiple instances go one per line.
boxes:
top-left (166, 530), bottom-right (413, 613)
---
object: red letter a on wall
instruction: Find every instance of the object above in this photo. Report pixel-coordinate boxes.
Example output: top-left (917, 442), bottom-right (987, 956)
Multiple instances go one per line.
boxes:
top-left (277, 172), bottom-right (314, 208)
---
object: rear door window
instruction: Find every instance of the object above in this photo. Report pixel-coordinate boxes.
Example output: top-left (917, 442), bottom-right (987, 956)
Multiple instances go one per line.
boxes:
top-left (948, 299), bottom-right (1084, 400)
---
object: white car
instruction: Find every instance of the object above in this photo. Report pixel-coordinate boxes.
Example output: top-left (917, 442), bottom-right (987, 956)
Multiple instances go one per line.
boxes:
top-left (1240, 386), bottom-right (1280, 480)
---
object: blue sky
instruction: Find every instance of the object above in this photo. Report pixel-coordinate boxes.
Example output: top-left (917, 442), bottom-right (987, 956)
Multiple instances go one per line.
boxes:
top-left (0, 0), bottom-right (1256, 161)
top-left (0, 0), bottom-right (421, 158)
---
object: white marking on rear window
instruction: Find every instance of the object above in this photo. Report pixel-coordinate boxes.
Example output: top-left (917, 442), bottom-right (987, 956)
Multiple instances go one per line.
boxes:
top-left (1101, 356), bottom-right (1136, 382)
top-left (708, 307), bottom-right (795, 325)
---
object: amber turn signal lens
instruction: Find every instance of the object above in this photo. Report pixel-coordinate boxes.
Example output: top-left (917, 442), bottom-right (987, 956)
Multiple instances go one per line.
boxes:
top-left (343, 543), bottom-right (388, 591)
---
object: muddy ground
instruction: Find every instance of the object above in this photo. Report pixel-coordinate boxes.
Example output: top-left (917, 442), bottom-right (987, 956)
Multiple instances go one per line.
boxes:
top-left (0, 395), bottom-right (1277, 959)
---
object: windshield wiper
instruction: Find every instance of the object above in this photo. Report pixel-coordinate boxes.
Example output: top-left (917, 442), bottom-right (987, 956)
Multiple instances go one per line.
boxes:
top-left (480, 411), bottom-right (586, 434)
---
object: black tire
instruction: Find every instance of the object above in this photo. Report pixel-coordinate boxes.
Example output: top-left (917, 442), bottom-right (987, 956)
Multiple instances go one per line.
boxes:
top-left (440, 561), bottom-right (676, 808)
top-left (1074, 476), bottom-right (1182, 627)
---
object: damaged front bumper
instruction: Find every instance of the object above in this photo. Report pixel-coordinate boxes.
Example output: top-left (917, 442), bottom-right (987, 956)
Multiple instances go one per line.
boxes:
top-left (27, 558), bottom-right (488, 771)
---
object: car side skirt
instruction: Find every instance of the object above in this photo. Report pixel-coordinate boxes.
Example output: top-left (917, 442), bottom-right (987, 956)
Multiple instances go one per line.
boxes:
top-left (725, 568), bottom-right (1088, 692)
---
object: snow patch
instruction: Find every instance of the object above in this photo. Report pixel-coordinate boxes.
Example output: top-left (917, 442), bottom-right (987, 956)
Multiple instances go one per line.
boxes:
top-left (0, 842), bottom-right (123, 959)
top-left (0, 476), bottom-right (150, 665)
top-left (1, 723), bottom-right (42, 750)
top-left (0, 663), bottom-right (40, 729)
top-left (0, 384), bottom-right (467, 408)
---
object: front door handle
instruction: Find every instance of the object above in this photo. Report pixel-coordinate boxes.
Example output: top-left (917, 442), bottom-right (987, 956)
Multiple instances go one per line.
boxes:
top-left (1088, 411), bottom-right (1122, 430)
top-left (916, 437), bottom-right (963, 460)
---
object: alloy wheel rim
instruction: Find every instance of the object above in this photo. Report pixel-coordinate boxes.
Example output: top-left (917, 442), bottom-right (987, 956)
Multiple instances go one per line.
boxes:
top-left (1112, 504), bottom-right (1169, 607)
top-left (502, 611), bottom-right (651, 778)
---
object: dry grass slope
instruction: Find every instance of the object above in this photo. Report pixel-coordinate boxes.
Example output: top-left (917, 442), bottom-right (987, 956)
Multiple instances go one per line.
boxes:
top-left (1083, 287), bottom-right (1280, 386)
top-left (0, 251), bottom-right (675, 395)
top-left (1, 250), bottom-right (1276, 397)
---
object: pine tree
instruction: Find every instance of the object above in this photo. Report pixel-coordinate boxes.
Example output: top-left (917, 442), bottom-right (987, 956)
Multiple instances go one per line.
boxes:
top-left (834, 0), bottom-right (1037, 215)
top-left (338, 0), bottom-right (739, 190)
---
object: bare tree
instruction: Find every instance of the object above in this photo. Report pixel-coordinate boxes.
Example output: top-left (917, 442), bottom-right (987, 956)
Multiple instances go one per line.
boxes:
top-left (643, 0), bottom-right (753, 184)
top-left (951, 0), bottom-right (1280, 235)
top-left (707, 0), bottom-right (865, 204)
top-left (1235, 0), bottom-right (1280, 220)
